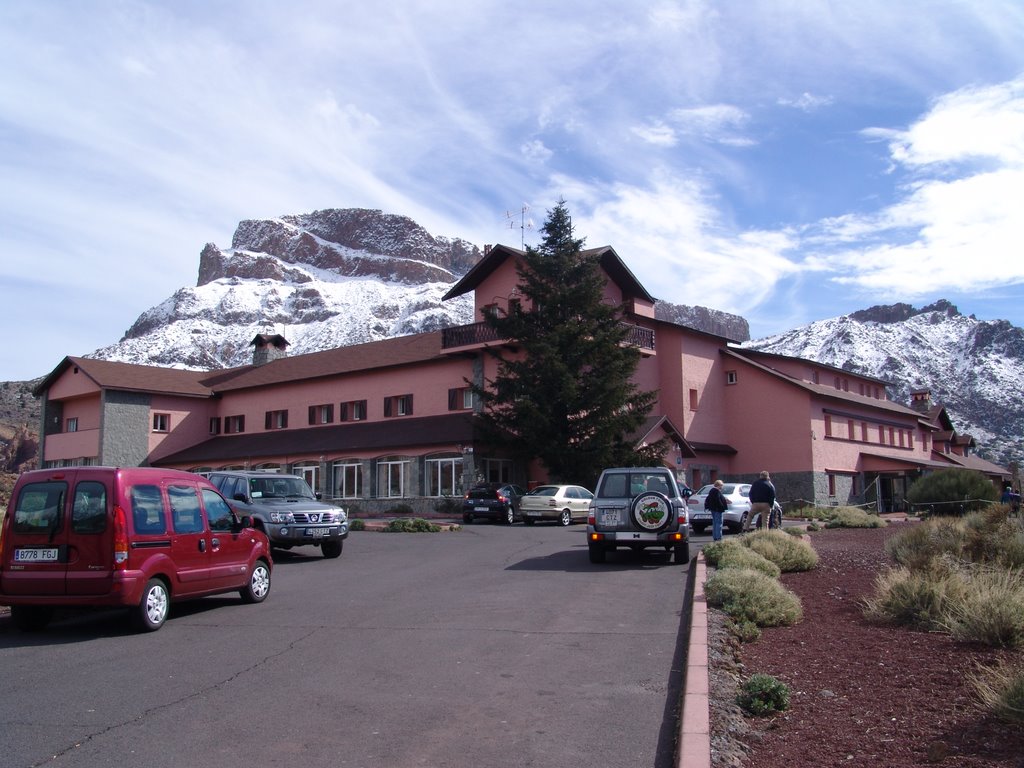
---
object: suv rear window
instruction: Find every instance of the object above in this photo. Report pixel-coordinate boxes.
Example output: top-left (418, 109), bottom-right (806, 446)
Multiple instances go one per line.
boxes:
top-left (596, 472), bottom-right (673, 498)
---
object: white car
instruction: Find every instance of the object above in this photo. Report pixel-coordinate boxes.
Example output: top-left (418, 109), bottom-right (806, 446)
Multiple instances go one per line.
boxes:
top-left (520, 484), bottom-right (594, 526)
top-left (687, 483), bottom-right (752, 534)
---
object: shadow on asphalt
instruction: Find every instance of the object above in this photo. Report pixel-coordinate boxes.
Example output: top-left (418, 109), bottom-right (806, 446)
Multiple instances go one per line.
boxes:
top-left (505, 543), bottom-right (685, 572)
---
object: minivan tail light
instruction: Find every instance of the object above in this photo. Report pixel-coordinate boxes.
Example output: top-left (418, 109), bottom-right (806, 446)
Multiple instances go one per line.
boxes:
top-left (113, 505), bottom-right (129, 568)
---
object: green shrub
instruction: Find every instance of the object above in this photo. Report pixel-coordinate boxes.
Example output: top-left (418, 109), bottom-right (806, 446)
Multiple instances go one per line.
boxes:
top-left (715, 546), bottom-right (781, 579)
top-left (970, 659), bottom-right (1024, 724)
top-left (885, 518), bottom-right (967, 571)
top-left (737, 673), bottom-right (790, 716)
top-left (385, 517), bottom-right (442, 533)
top-left (824, 507), bottom-right (887, 529)
top-left (906, 468), bottom-right (999, 514)
top-left (728, 617), bottom-right (761, 643)
top-left (944, 569), bottom-right (1024, 648)
top-left (742, 530), bottom-right (819, 573)
top-left (348, 518), bottom-right (366, 531)
top-left (861, 566), bottom-right (967, 631)
top-left (705, 568), bottom-right (803, 628)
top-left (702, 539), bottom-right (746, 568)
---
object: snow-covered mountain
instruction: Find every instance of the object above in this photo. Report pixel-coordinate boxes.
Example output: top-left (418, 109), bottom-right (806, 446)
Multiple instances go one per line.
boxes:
top-left (90, 207), bottom-right (750, 371)
top-left (92, 209), bottom-right (482, 370)
top-left (744, 300), bottom-right (1024, 467)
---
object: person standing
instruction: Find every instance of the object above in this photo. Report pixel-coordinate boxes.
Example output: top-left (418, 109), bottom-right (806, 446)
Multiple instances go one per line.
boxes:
top-left (705, 479), bottom-right (730, 542)
top-left (747, 470), bottom-right (777, 532)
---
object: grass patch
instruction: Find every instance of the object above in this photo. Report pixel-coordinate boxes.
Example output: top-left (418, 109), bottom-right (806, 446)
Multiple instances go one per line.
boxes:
top-left (742, 530), bottom-right (819, 573)
top-left (705, 568), bottom-right (803, 628)
top-left (824, 506), bottom-right (888, 529)
top-left (943, 568), bottom-right (1024, 648)
top-left (970, 658), bottom-right (1024, 724)
top-left (710, 542), bottom-right (781, 578)
top-left (862, 566), bottom-right (967, 631)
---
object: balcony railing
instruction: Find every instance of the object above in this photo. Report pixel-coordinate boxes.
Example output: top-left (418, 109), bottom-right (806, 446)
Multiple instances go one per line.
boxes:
top-left (441, 321), bottom-right (655, 352)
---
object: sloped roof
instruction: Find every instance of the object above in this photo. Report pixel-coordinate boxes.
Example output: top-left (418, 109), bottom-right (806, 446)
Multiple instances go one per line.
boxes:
top-left (933, 451), bottom-right (1010, 479)
top-left (34, 357), bottom-right (214, 398)
top-left (206, 331), bottom-right (448, 393)
top-left (733, 347), bottom-right (890, 385)
top-left (631, 414), bottom-right (697, 457)
top-left (442, 244), bottom-right (656, 303)
top-left (722, 348), bottom-right (929, 422)
top-left (156, 412), bottom-right (478, 465)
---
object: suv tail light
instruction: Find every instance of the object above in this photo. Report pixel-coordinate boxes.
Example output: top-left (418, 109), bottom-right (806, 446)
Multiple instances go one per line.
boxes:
top-left (113, 504), bottom-right (129, 568)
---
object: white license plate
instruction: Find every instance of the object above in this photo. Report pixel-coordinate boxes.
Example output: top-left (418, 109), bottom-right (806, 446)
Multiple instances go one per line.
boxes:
top-left (599, 509), bottom-right (622, 525)
top-left (475, 506), bottom-right (489, 512)
top-left (625, 532), bottom-right (658, 541)
top-left (15, 548), bottom-right (59, 563)
top-left (691, 514), bottom-right (711, 521)
top-left (307, 528), bottom-right (328, 538)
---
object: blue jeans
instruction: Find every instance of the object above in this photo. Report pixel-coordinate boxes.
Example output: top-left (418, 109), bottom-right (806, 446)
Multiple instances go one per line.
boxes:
top-left (711, 510), bottom-right (724, 541)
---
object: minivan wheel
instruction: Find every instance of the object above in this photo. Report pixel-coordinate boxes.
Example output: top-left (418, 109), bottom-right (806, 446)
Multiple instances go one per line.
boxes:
top-left (321, 540), bottom-right (343, 559)
top-left (241, 560), bottom-right (271, 603)
top-left (559, 509), bottom-right (572, 527)
top-left (134, 578), bottom-right (169, 632)
top-left (11, 605), bottom-right (54, 632)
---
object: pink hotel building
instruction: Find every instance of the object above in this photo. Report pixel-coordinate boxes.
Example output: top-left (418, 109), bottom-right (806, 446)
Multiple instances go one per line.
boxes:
top-left (33, 244), bottom-right (1007, 515)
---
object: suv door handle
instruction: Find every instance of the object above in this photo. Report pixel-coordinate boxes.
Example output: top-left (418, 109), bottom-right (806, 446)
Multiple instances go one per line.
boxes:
top-left (198, 539), bottom-right (206, 552)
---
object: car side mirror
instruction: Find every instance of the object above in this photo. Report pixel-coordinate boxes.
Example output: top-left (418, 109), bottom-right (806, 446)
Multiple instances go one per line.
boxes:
top-left (234, 492), bottom-right (247, 503)
top-left (237, 514), bottom-right (254, 530)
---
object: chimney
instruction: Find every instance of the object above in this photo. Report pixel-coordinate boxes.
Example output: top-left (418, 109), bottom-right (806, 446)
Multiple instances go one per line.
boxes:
top-left (484, 244), bottom-right (492, 255)
top-left (910, 389), bottom-right (931, 413)
top-left (251, 333), bottom-right (289, 367)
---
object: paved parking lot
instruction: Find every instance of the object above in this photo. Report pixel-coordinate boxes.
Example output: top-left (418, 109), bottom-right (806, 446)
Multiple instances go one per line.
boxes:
top-left (0, 522), bottom-right (694, 768)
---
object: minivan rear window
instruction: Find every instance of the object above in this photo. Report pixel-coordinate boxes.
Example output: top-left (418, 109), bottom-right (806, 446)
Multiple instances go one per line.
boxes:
top-left (13, 482), bottom-right (66, 534)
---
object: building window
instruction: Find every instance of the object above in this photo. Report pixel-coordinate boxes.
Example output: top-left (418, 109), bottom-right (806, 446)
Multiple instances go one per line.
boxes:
top-left (725, 371), bottom-right (738, 385)
top-left (861, 422), bottom-right (868, 441)
top-left (293, 463), bottom-right (319, 493)
top-left (448, 387), bottom-right (473, 411)
top-left (377, 459), bottom-right (408, 498)
top-left (878, 425), bottom-right (886, 444)
top-left (688, 388), bottom-right (699, 411)
top-left (66, 417), bottom-right (78, 433)
top-left (265, 410), bottom-right (288, 430)
top-left (225, 415), bottom-right (245, 434)
top-left (889, 426), bottom-right (895, 445)
top-left (824, 414), bottom-right (833, 438)
top-left (482, 458), bottom-right (512, 484)
top-left (332, 460), bottom-right (363, 499)
top-left (152, 413), bottom-right (170, 433)
top-left (828, 473), bottom-right (837, 496)
top-left (309, 404), bottom-right (334, 425)
top-left (209, 417), bottom-right (221, 435)
top-left (426, 457), bottom-right (463, 497)
top-left (384, 394), bottom-right (413, 417)
top-left (811, 370), bottom-right (819, 384)
top-left (482, 303), bottom-right (499, 319)
top-left (847, 419), bottom-right (855, 440)
top-left (340, 400), bottom-right (367, 421)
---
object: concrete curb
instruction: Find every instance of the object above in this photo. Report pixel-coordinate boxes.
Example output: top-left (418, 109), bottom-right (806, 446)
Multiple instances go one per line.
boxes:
top-left (678, 551), bottom-right (711, 768)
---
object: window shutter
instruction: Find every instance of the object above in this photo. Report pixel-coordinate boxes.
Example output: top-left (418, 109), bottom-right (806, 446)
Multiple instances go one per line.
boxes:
top-left (238, 415), bottom-right (245, 433)
top-left (265, 411), bottom-right (272, 429)
top-left (384, 397), bottom-right (392, 417)
top-left (407, 394), bottom-right (413, 415)
top-left (340, 402), bottom-right (348, 421)
top-left (448, 388), bottom-right (458, 410)
top-left (308, 406), bottom-right (316, 425)
top-left (281, 411), bottom-right (288, 428)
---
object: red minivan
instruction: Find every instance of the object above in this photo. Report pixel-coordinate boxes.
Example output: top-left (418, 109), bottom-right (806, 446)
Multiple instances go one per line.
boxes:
top-left (0, 467), bottom-right (272, 632)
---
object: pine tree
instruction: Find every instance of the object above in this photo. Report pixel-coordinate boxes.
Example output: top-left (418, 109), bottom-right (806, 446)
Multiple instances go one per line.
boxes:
top-left (473, 201), bottom-right (666, 488)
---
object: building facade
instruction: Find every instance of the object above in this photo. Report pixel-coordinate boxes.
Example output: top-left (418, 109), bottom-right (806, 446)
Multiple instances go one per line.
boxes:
top-left (33, 244), bottom-right (1007, 515)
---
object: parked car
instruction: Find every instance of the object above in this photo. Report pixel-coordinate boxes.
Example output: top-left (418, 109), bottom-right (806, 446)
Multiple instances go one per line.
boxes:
top-left (519, 484), bottom-right (594, 526)
top-left (461, 483), bottom-right (527, 524)
top-left (0, 466), bottom-right (272, 632)
top-left (586, 467), bottom-right (690, 564)
top-left (205, 470), bottom-right (348, 558)
top-left (687, 483), bottom-right (752, 534)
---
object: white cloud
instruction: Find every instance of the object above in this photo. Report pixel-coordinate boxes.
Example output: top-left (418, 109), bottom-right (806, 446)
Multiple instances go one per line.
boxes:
top-left (777, 92), bottom-right (834, 112)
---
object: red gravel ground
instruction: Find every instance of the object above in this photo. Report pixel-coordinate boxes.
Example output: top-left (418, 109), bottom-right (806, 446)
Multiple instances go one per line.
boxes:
top-left (712, 523), bottom-right (1024, 768)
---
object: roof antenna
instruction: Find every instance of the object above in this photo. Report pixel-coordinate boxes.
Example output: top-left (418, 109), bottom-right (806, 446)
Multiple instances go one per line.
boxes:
top-left (504, 204), bottom-right (534, 249)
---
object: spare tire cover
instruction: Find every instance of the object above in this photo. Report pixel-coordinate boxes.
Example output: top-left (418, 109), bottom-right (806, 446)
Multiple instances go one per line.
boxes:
top-left (630, 491), bottom-right (672, 531)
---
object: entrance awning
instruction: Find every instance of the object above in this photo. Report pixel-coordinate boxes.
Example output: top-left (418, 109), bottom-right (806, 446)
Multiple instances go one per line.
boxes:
top-left (859, 452), bottom-right (949, 472)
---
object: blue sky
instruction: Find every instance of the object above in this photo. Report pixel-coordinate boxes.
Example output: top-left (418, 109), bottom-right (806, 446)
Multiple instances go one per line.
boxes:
top-left (2, 1), bottom-right (1024, 381)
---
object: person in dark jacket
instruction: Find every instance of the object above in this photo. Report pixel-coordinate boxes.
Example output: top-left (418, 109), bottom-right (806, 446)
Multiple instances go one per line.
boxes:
top-left (747, 470), bottom-right (776, 532)
top-left (705, 479), bottom-right (730, 541)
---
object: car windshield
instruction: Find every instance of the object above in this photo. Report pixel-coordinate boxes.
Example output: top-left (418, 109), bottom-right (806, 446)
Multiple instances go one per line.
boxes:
top-left (249, 475), bottom-right (314, 500)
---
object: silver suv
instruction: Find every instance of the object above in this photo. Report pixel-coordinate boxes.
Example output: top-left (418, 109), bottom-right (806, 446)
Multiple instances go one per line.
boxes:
top-left (586, 467), bottom-right (690, 564)
top-left (205, 471), bottom-right (348, 559)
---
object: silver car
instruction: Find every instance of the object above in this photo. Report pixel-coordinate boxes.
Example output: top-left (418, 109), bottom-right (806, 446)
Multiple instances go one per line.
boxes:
top-left (520, 484), bottom-right (594, 526)
top-left (687, 483), bottom-right (752, 534)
